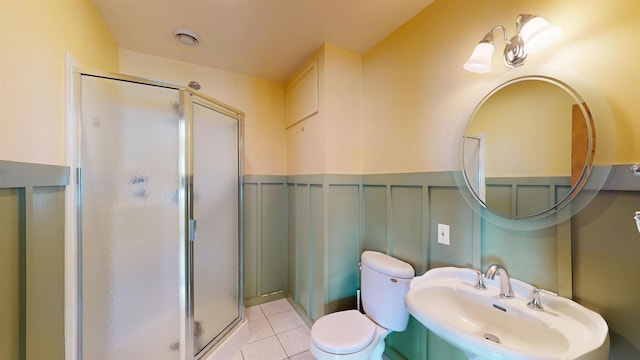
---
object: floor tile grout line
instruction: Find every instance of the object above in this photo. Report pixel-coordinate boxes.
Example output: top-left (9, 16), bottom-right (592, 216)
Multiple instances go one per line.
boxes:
top-left (273, 332), bottom-right (290, 359)
top-left (275, 326), bottom-right (310, 359)
top-left (242, 299), bottom-right (312, 360)
top-left (265, 312), bottom-right (290, 359)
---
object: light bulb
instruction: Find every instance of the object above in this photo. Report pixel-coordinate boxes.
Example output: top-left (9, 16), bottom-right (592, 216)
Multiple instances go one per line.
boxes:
top-left (519, 16), bottom-right (563, 54)
top-left (463, 42), bottom-right (495, 73)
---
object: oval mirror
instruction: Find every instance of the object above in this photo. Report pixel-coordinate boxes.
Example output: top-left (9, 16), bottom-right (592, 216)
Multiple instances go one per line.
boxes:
top-left (461, 76), bottom-right (596, 221)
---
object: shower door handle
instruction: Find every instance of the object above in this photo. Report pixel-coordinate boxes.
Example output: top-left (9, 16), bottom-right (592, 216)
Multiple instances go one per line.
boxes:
top-left (189, 219), bottom-right (197, 242)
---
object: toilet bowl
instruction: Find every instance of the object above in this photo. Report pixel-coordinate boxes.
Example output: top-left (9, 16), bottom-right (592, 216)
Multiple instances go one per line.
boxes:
top-left (309, 251), bottom-right (414, 359)
top-left (310, 310), bottom-right (390, 359)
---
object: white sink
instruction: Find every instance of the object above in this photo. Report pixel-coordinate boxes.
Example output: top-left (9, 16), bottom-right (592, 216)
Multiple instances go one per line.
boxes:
top-left (405, 267), bottom-right (609, 360)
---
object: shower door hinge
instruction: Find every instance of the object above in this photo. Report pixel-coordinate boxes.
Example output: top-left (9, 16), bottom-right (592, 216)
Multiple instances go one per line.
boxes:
top-left (188, 219), bottom-right (197, 242)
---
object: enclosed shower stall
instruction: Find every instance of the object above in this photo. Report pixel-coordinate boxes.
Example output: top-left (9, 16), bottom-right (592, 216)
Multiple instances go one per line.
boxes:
top-left (74, 72), bottom-right (243, 360)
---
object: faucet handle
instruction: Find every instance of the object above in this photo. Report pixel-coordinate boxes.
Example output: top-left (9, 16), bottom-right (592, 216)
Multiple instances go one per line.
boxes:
top-left (527, 288), bottom-right (558, 311)
top-left (474, 270), bottom-right (486, 290)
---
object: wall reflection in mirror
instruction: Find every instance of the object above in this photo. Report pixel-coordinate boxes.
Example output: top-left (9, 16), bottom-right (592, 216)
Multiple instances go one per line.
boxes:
top-left (462, 76), bottom-right (595, 219)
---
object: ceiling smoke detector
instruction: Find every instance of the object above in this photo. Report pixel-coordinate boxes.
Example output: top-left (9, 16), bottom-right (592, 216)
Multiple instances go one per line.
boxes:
top-left (174, 29), bottom-right (200, 47)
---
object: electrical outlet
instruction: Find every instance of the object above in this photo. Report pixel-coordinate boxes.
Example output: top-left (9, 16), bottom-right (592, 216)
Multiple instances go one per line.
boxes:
top-left (438, 223), bottom-right (450, 245)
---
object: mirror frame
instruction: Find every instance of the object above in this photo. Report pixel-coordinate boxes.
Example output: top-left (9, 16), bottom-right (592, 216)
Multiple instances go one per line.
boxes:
top-left (463, 76), bottom-right (594, 219)
top-left (454, 65), bottom-right (614, 230)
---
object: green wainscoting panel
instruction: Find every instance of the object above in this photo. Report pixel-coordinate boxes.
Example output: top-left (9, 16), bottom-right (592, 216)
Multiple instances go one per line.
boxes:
top-left (485, 176), bottom-right (571, 217)
top-left (516, 185), bottom-right (551, 216)
top-left (26, 186), bottom-right (65, 360)
top-left (243, 184), bottom-right (258, 299)
top-left (243, 177), bottom-right (287, 306)
top-left (389, 186), bottom-right (423, 272)
top-left (426, 331), bottom-right (468, 360)
top-left (0, 160), bottom-right (69, 187)
top-left (297, 185), bottom-right (310, 314)
top-left (0, 161), bottom-right (69, 360)
top-left (362, 185), bottom-right (387, 253)
top-left (327, 185), bottom-right (360, 313)
top-left (385, 316), bottom-right (426, 360)
top-left (572, 189), bottom-right (640, 357)
top-left (0, 188), bottom-right (22, 360)
top-left (428, 187), bottom-right (475, 269)
top-left (555, 185), bottom-right (571, 205)
top-left (482, 222), bottom-right (559, 291)
top-left (486, 184), bottom-right (513, 215)
top-left (269, 169), bottom-right (640, 360)
top-left (260, 183), bottom-right (286, 294)
top-left (309, 184), bottom-right (325, 321)
top-left (287, 185), bottom-right (297, 300)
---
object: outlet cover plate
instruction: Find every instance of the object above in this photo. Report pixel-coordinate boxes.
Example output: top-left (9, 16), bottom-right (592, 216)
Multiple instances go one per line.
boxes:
top-left (438, 223), bottom-right (450, 245)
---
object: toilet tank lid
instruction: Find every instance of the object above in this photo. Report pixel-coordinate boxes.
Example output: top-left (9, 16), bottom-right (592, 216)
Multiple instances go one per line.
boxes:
top-left (361, 251), bottom-right (414, 279)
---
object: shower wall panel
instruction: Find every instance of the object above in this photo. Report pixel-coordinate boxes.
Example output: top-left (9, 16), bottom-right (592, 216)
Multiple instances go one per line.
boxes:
top-left (80, 76), bottom-right (181, 360)
top-left (78, 74), bottom-right (244, 360)
top-left (192, 101), bottom-right (241, 354)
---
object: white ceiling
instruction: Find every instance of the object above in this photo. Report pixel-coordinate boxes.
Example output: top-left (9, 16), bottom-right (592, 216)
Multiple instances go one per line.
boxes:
top-left (92, 0), bottom-right (434, 83)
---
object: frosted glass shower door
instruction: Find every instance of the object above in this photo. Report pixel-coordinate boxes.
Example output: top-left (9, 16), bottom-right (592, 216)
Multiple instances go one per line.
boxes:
top-left (79, 75), bottom-right (182, 360)
top-left (191, 99), bottom-right (241, 355)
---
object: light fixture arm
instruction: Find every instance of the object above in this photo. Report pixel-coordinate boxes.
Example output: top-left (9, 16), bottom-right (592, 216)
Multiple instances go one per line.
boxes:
top-left (479, 24), bottom-right (526, 68)
top-left (487, 25), bottom-right (510, 44)
top-left (515, 14), bottom-right (536, 32)
top-left (463, 14), bottom-right (562, 73)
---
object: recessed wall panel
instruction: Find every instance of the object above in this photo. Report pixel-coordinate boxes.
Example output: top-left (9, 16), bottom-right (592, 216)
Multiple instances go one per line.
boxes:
top-left (287, 185), bottom-right (297, 299)
top-left (573, 190), bottom-right (640, 352)
top-left (390, 186), bottom-right (423, 272)
top-left (483, 223), bottom-right (558, 290)
top-left (0, 189), bottom-right (21, 360)
top-left (297, 186), bottom-right (310, 314)
top-left (260, 184), bottom-right (285, 294)
top-left (429, 187), bottom-right (474, 269)
top-left (486, 184), bottom-right (513, 215)
top-left (285, 62), bottom-right (319, 128)
top-left (26, 187), bottom-right (65, 360)
top-left (310, 184), bottom-right (325, 320)
top-left (327, 185), bottom-right (360, 313)
top-left (243, 184), bottom-right (258, 299)
top-left (516, 185), bottom-right (550, 216)
top-left (362, 185), bottom-right (387, 252)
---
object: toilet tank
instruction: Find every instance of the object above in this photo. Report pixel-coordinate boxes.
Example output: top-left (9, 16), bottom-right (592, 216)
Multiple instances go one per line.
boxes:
top-left (360, 251), bottom-right (415, 332)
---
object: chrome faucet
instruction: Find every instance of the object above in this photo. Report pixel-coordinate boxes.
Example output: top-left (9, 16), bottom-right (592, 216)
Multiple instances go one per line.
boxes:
top-left (527, 288), bottom-right (558, 311)
top-left (474, 270), bottom-right (486, 290)
top-left (484, 264), bottom-right (514, 298)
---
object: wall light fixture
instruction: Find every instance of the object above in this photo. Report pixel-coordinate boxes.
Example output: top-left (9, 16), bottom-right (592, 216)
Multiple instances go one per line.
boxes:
top-left (463, 14), bottom-right (562, 73)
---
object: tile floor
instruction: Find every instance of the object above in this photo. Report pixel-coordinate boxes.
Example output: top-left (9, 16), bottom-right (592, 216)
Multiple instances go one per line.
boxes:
top-left (233, 298), bottom-right (315, 360)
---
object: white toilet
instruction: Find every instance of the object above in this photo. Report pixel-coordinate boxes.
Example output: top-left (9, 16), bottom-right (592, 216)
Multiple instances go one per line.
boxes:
top-left (310, 251), bottom-right (415, 359)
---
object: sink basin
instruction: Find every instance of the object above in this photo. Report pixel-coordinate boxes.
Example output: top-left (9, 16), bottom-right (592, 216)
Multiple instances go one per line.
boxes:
top-left (405, 267), bottom-right (609, 360)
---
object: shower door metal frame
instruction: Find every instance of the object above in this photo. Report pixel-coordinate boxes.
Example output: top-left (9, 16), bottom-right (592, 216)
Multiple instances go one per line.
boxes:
top-left (73, 69), bottom-right (244, 360)
top-left (183, 87), bottom-right (246, 359)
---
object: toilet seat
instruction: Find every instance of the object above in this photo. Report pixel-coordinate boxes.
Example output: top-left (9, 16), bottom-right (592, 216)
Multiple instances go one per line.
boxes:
top-left (311, 310), bottom-right (376, 355)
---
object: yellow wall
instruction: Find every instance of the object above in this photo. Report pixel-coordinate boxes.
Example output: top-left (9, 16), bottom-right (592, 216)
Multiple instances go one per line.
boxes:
top-left (286, 47), bottom-right (326, 175)
top-left (0, 0), bottom-right (118, 166)
top-left (4, 0), bottom-right (634, 176)
top-left (324, 45), bottom-right (362, 174)
top-left (119, 49), bottom-right (287, 176)
top-left (362, 0), bottom-right (639, 174)
top-left (285, 44), bottom-right (362, 175)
